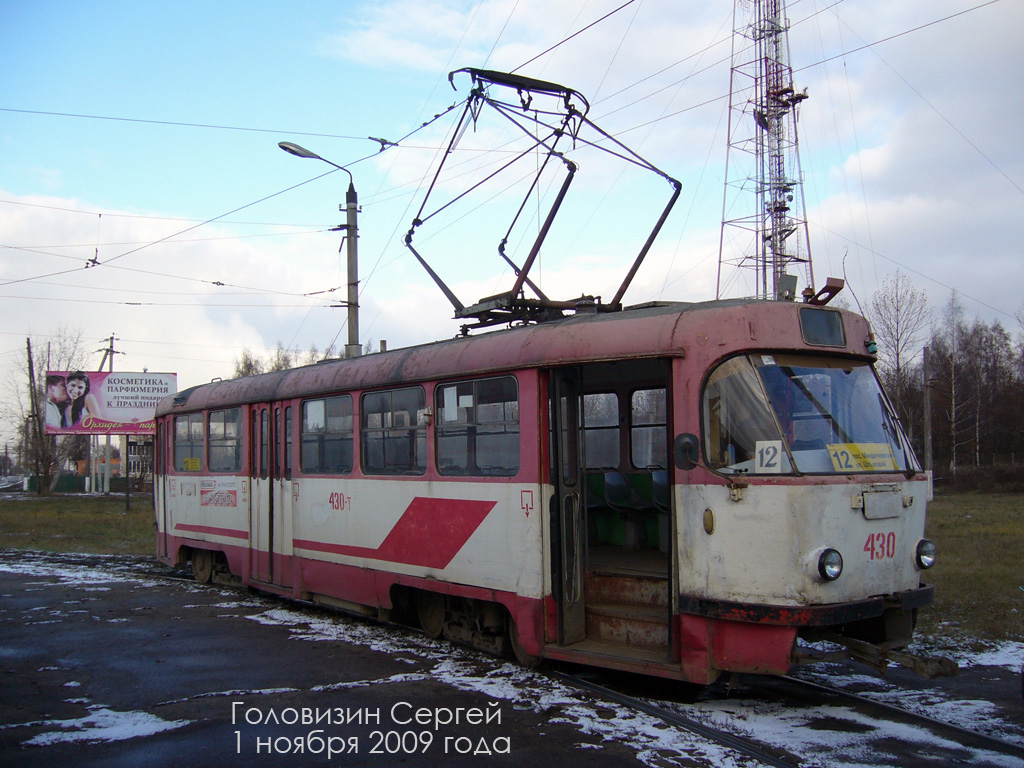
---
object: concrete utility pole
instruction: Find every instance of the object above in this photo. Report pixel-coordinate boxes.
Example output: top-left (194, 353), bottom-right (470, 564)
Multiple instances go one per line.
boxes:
top-left (341, 179), bottom-right (360, 359)
top-left (923, 345), bottom-right (934, 500)
top-left (278, 141), bottom-right (361, 358)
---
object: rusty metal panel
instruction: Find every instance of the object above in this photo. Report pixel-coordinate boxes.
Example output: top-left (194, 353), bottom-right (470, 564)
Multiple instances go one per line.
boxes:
top-left (157, 300), bottom-right (876, 417)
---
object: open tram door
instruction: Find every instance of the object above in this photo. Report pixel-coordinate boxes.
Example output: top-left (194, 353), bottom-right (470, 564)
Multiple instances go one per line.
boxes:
top-left (549, 360), bottom-right (674, 659)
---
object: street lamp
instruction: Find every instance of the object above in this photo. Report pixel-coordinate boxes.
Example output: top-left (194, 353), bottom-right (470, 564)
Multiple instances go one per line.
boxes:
top-left (279, 141), bottom-right (361, 359)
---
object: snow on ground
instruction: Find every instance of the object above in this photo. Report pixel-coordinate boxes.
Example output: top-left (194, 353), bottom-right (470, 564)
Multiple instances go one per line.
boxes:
top-left (248, 601), bottom-right (1024, 767)
top-left (3, 552), bottom-right (1022, 766)
top-left (249, 605), bottom-right (757, 767)
top-left (0, 553), bottom-right (166, 589)
top-left (666, 689), bottom-right (1022, 768)
top-left (951, 640), bottom-right (1024, 673)
top-left (20, 707), bottom-right (190, 747)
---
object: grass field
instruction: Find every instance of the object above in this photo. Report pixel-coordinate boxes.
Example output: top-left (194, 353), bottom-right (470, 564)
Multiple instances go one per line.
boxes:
top-left (0, 491), bottom-right (1020, 643)
top-left (917, 491), bottom-right (1023, 644)
top-left (0, 494), bottom-right (155, 556)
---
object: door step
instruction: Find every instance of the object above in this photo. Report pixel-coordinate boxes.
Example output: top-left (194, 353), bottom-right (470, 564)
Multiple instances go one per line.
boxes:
top-left (585, 574), bottom-right (669, 607)
top-left (585, 603), bottom-right (669, 648)
top-left (555, 638), bottom-right (671, 666)
top-left (584, 573), bottom-right (670, 651)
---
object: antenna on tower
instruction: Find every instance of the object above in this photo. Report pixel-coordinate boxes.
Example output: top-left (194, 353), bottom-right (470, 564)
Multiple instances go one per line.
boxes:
top-left (717, 0), bottom-right (816, 302)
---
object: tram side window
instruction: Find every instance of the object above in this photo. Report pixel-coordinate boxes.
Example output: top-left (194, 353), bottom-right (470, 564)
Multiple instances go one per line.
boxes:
top-left (301, 395), bottom-right (353, 474)
top-left (583, 393), bottom-right (619, 470)
top-left (362, 387), bottom-right (427, 475)
top-left (436, 376), bottom-right (519, 476)
top-left (174, 413), bottom-right (204, 472)
top-left (208, 407), bottom-right (242, 472)
top-left (631, 388), bottom-right (667, 468)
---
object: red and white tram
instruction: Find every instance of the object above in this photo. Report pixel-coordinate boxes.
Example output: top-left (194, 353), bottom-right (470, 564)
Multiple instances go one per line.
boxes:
top-left (154, 298), bottom-right (938, 683)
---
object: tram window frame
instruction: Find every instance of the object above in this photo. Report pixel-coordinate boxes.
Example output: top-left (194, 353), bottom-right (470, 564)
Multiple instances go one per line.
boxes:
top-left (208, 407), bottom-right (243, 473)
top-left (583, 392), bottom-right (620, 470)
top-left (301, 395), bottom-right (353, 475)
top-left (630, 388), bottom-right (668, 469)
top-left (284, 406), bottom-right (293, 479)
top-left (435, 376), bottom-right (520, 477)
top-left (799, 307), bottom-right (846, 347)
top-left (361, 386), bottom-right (427, 476)
top-left (173, 412), bottom-right (204, 472)
top-left (260, 410), bottom-right (269, 480)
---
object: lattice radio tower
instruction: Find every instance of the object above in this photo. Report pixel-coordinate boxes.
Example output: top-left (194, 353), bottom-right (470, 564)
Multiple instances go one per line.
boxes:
top-left (717, 0), bottom-right (815, 301)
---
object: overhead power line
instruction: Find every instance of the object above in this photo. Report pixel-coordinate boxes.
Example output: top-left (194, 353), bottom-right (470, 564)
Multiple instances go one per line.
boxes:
top-left (0, 107), bottom-right (370, 142)
top-left (0, 197), bottom-right (332, 228)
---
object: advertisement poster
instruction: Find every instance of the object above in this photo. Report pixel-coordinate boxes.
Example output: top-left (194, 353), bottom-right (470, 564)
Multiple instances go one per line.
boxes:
top-left (44, 371), bottom-right (177, 435)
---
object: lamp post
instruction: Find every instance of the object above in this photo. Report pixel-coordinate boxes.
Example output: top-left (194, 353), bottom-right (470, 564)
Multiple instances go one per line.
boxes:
top-left (279, 141), bottom-right (361, 359)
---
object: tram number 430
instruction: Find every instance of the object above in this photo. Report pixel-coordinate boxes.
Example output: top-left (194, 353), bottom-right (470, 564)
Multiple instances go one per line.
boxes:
top-left (328, 491), bottom-right (352, 511)
top-left (864, 531), bottom-right (897, 560)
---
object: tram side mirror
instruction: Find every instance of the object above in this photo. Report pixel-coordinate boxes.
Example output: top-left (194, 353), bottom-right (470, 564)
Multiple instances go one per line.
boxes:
top-left (673, 433), bottom-right (700, 471)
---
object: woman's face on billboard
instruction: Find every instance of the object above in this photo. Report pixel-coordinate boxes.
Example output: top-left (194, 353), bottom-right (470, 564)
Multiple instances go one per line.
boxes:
top-left (66, 378), bottom-right (87, 400)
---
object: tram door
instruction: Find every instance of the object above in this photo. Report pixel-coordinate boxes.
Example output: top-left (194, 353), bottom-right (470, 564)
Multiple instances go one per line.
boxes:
top-left (550, 368), bottom-right (586, 645)
top-left (250, 407), bottom-right (273, 583)
top-left (249, 404), bottom-right (293, 587)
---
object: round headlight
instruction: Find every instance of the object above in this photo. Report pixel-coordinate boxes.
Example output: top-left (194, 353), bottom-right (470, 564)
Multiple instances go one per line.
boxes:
top-left (817, 548), bottom-right (844, 582)
top-left (916, 539), bottom-right (937, 569)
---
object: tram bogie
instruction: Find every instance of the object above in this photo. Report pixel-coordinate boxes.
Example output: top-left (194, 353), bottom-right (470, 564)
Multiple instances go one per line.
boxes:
top-left (154, 299), bottom-right (944, 683)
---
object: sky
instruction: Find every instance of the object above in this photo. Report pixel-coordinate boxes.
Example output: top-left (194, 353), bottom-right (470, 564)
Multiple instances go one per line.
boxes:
top-left (2, 0), bottom-right (1022, 420)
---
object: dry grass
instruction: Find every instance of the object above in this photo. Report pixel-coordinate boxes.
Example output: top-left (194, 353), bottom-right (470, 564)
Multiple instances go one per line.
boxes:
top-left (916, 491), bottom-right (1024, 643)
top-left (0, 494), bottom-right (155, 555)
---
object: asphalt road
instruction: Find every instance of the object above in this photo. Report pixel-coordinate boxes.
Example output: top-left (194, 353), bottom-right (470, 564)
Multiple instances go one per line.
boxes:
top-left (0, 551), bottom-right (649, 768)
top-left (6, 550), bottom-right (1020, 767)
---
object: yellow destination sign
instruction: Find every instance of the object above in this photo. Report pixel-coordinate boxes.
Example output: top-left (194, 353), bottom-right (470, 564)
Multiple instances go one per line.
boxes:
top-left (827, 443), bottom-right (897, 472)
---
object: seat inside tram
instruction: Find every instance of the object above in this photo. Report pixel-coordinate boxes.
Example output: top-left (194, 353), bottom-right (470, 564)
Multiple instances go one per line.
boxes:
top-left (577, 359), bottom-right (672, 577)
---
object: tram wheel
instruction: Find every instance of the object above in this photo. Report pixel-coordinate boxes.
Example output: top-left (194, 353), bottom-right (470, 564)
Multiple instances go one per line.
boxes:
top-left (416, 591), bottom-right (445, 639)
top-left (508, 619), bottom-right (541, 669)
top-left (191, 549), bottom-right (214, 584)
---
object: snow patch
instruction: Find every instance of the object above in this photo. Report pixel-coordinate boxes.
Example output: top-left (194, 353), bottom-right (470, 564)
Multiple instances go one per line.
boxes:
top-left (24, 706), bottom-right (190, 747)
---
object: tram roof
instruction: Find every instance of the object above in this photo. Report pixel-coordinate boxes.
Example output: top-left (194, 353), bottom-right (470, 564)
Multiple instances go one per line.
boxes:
top-left (157, 298), bottom-right (870, 414)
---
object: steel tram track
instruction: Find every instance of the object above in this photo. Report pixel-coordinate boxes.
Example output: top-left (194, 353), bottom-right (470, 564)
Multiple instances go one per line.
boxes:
top-left (770, 673), bottom-right (1024, 763)
top-left (553, 667), bottom-right (1024, 768)
top-left (550, 670), bottom-right (801, 768)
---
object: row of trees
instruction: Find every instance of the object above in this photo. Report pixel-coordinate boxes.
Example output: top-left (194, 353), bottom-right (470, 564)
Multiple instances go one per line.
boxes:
top-left (868, 272), bottom-right (1024, 484)
top-left (231, 339), bottom-right (382, 378)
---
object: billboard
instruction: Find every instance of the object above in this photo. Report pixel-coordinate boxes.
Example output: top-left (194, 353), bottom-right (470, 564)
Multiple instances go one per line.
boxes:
top-left (44, 371), bottom-right (177, 436)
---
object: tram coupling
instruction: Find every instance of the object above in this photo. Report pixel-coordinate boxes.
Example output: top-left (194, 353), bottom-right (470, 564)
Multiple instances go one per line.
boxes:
top-left (794, 632), bottom-right (958, 679)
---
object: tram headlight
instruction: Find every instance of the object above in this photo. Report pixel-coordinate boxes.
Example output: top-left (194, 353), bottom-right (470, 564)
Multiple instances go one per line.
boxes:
top-left (915, 539), bottom-right (937, 570)
top-left (817, 549), bottom-right (844, 582)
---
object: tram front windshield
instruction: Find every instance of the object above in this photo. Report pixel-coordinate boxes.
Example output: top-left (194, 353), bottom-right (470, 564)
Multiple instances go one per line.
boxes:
top-left (703, 354), bottom-right (919, 475)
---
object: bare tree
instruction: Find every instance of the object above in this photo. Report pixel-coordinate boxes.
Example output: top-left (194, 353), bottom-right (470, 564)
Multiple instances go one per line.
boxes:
top-left (232, 347), bottom-right (266, 379)
top-left (233, 341), bottom-right (333, 378)
top-left (930, 292), bottom-right (971, 478)
top-left (1, 327), bottom-right (90, 493)
top-left (267, 342), bottom-right (294, 372)
top-left (868, 271), bottom-right (929, 416)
